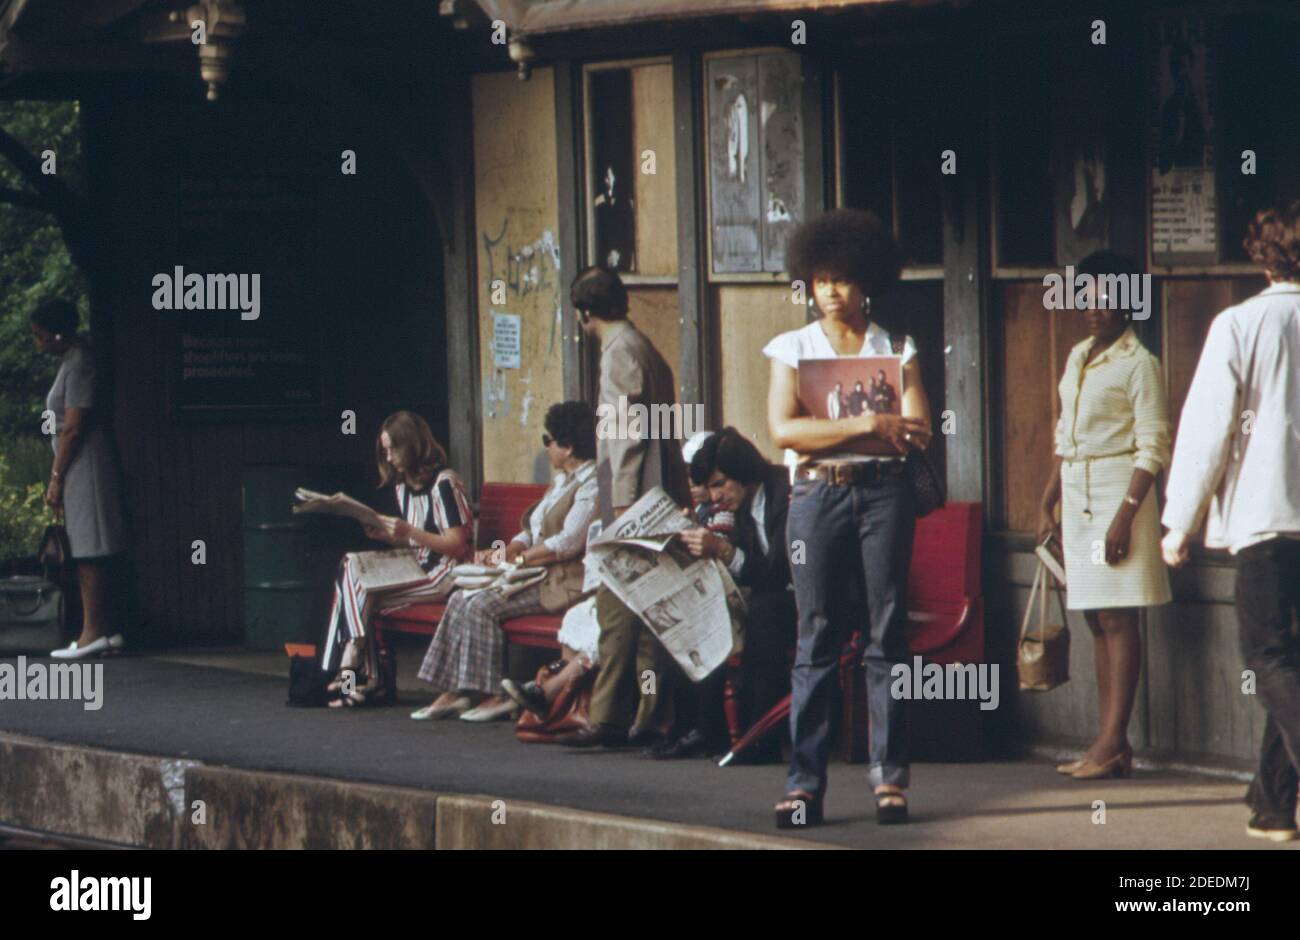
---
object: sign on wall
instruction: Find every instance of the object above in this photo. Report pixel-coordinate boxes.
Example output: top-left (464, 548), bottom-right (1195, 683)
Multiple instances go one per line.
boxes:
top-left (1148, 15), bottom-right (1218, 266)
top-left (168, 172), bottom-right (325, 416)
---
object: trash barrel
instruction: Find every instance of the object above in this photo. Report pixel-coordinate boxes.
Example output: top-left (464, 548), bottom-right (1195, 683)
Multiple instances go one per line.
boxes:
top-left (242, 464), bottom-right (351, 651)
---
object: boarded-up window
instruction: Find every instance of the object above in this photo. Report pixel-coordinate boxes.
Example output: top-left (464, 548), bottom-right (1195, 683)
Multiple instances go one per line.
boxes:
top-left (705, 51), bottom-right (806, 275)
top-left (584, 61), bottom-right (678, 279)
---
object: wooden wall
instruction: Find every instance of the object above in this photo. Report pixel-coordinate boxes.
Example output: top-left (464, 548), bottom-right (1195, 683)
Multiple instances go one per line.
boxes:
top-left (630, 63), bottom-right (678, 278)
top-left (716, 284), bottom-right (806, 460)
top-left (86, 63), bottom-right (448, 647)
top-left (998, 276), bottom-right (1269, 534)
top-left (627, 286), bottom-right (681, 386)
top-left (473, 69), bottom-right (566, 485)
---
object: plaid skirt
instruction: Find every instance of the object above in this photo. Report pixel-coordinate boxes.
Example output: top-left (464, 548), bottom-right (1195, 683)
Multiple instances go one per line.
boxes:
top-left (417, 582), bottom-right (546, 695)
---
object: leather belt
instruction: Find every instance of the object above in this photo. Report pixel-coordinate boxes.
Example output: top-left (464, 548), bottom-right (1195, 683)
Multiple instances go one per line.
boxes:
top-left (796, 460), bottom-right (906, 486)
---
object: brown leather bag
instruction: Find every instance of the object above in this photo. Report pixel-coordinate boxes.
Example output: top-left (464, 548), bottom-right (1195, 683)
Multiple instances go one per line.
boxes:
top-left (515, 661), bottom-right (597, 743)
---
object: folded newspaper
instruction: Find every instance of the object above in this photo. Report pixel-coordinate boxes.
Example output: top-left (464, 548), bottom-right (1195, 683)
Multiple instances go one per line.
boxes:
top-left (348, 550), bottom-right (430, 592)
top-left (292, 488), bottom-right (384, 530)
top-left (589, 486), bottom-right (745, 682)
top-left (450, 562), bottom-right (549, 598)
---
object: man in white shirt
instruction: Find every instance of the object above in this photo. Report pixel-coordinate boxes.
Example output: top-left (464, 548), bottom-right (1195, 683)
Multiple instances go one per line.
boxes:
top-left (1161, 200), bottom-right (1300, 842)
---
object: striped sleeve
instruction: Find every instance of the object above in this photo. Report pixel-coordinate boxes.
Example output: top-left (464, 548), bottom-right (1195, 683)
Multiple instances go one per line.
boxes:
top-left (431, 471), bottom-right (473, 532)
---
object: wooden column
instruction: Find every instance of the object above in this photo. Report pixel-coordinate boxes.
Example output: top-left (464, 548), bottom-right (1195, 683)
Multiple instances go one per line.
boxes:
top-left (941, 39), bottom-right (990, 508)
top-left (673, 50), bottom-right (715, 426)
top-left (436, 58), bottom-right (482, 497)
top-left (553, 59), bottom-right (590, 402)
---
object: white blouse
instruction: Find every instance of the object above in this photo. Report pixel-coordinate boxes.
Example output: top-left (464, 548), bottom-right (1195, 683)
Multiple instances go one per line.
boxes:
top-left (762, 319), bottom-right (918, 466)
top-left (510, 460), bottom-right (598, 560)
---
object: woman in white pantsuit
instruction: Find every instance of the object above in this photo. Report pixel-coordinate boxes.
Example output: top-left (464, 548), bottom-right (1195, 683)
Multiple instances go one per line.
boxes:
top-left (1037, 252), bottom-right (1172, 781)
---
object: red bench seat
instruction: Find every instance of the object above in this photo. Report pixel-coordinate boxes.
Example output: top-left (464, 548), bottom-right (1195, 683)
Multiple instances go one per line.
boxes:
top-left (374, 482), bottom-right (563, 656)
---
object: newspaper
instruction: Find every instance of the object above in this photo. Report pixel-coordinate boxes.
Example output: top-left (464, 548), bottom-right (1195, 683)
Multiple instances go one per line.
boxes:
top-left (350, 550), bottom-right (430, 592)
top-left (292, 488), bottom-right (385, 530)
top-left (589, 486), bottom-right (745, 682)
top-left (450, 562), bottom-right (548, 598)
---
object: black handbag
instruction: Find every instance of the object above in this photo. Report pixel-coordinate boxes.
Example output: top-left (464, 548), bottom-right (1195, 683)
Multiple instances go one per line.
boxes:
top-left (38, 524), bottom-right (72, 568)
top-left (287, 654), bottom-right (331, 707)
top-left (889, 334), bottom-right (946, 518)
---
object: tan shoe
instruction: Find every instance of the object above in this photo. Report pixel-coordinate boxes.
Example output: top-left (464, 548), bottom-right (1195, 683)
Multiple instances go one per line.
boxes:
top-left (1071, 749), bottom-right (1132, 780)
top-left (1056, 758), bottom-right (1086, 775)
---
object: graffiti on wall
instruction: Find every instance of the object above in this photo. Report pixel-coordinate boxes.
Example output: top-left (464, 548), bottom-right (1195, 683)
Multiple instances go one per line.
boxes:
top-left (481, 214), bottom-right (563, 420)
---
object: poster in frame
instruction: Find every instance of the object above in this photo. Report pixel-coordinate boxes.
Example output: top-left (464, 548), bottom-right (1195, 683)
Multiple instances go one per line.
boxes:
top-left (1147, 14), bottom-right (1219, 267)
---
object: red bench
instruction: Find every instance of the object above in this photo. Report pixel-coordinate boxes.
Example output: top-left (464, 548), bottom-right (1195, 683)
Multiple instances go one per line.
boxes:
top-left (374, 482), bottom-right (565, 653)
top-left (720, 501), bottom-right (985, 765)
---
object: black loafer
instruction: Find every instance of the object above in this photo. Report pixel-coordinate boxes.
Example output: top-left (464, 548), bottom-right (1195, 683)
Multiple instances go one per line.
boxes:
top-left (557, 724), bottom-right (628, 749)
top-left (648, 729), bottom-right (711, 760)
top-left (626, 725), bottom-right (671, 749)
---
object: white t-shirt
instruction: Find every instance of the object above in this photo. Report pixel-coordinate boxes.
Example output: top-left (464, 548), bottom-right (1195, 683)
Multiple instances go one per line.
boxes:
top-left (762, 319), bottom-right (918, 469)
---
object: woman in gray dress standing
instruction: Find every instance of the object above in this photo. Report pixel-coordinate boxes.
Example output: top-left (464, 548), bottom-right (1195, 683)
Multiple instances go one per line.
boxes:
top-left (29, 299), bottom-right (127, 659)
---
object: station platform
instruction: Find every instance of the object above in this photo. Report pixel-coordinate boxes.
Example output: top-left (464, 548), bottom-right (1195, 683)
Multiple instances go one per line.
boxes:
top-left (0, 646), bottom-right (1287, 850)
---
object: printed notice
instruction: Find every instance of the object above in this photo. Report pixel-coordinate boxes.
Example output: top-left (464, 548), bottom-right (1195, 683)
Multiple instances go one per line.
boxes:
top-left (492, 312), bottom-right (521, 369)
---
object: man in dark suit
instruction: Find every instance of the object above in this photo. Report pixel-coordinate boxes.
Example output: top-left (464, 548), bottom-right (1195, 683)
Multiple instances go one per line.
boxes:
top-left (560, 266), bottom-right (692, 749)
top-left (655, 427), bottom-right (797, 761)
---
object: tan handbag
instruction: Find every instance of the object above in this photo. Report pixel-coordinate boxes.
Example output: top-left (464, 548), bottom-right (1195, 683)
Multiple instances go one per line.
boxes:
top-left (1017, 562), bottom-right (1070, 691)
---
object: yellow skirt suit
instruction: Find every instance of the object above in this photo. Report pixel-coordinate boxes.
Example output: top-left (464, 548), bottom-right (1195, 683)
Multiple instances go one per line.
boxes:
top-left (1055, 327), bottom-right (1173, 611)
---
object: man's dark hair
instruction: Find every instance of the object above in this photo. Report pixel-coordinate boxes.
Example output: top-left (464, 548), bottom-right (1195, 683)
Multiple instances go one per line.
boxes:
top-left (570, 266), bottom-right (628, 320)
top-left (1244, 200), bottom-right (1300, 283)
top-left (785, 209), bottom-right (902, 299)
top-left (30, 298), bottom-right (79, 337)
top-left (689, 426), bottom-right (770, 486)
top-left (544, 400), bottom-right (596, 460)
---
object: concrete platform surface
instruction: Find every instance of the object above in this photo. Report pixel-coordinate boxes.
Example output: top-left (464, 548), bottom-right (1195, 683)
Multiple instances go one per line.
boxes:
top-left (0, 651), bottom-right (1293, 849)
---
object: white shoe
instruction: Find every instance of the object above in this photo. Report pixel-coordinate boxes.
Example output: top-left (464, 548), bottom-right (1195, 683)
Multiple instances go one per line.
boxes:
top-left (410, 696), bottom-right (472, 720)
top-left (459, 699), bottom-right (520, 723)
top-left (51, 634), bottom-right (120, 659)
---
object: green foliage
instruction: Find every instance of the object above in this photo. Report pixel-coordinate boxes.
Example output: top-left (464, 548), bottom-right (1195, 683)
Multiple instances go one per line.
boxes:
top-left (0, 100), bottom-right (89, 443)
top-left (0, 448), bottom-right (56, 562)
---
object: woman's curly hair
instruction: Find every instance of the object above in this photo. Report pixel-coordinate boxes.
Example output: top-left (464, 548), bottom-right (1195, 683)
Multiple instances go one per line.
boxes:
top-left (785, 209), bottom-right (903, 299)
top-left (1244, 200), bottom-right (1300, 282)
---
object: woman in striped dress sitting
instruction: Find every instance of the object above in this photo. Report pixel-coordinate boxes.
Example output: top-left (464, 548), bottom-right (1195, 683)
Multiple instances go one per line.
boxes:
top-left (321, 411), bottom-right (473, 707)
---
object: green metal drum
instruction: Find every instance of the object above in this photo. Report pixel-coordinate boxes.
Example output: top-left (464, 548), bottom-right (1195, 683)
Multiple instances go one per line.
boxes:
top-left (242, 464), bottom-right (345, 651)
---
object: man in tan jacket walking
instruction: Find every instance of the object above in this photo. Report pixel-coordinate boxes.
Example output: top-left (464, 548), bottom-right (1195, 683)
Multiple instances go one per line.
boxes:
top-left (560, 266), bottom-right (691, 749)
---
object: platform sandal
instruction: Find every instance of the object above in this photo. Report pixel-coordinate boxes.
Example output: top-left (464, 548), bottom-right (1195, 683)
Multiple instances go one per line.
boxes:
top-left (874, 787), bottom-right (908, 825)
top-left (774, 790), bottom-right (823, 829)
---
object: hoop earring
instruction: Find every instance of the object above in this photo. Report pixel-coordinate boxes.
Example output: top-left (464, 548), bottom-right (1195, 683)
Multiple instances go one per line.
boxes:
top-left (860, 296), bottom-right (872, 315)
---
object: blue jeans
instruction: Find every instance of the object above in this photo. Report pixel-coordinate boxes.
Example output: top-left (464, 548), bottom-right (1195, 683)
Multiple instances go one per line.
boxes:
top-left (786, 472), bottom-right (915, 795)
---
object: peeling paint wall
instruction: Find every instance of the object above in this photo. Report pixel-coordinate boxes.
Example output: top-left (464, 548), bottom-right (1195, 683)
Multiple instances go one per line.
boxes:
top-left (473, 69), bottom-right (565, 484)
